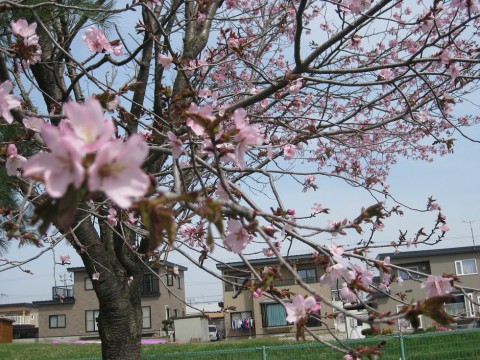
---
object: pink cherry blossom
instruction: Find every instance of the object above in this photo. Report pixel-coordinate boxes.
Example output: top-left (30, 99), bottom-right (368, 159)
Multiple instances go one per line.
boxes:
top-left (23, 124), bottom-right (85, 198)
top-left (83, 27), bottom-right (112, 53)
top-left (23, 117), bottom-right (44, 132)
top-left (107, 208), bottom-right (118, 226)
top-left (234, 108), bottom-right (262, 169)
top-left (106, 95), bottom-right (120, 112)
top-left (88, 134), bottom-right (150, 208)
top-left (283, 144), bottom-right (296, 160)
top-left (60, 255), bottom-right (71, 264)
top-left (158, 54), bottom-right (173, 69)
top-left (344, 355), bottom-right (356, 360)
top-left (421, 275), bottom-right (453, 298)
top-left (311, 203), bottom-right (324, 213)
top-left (288, 79), bottom-right (303, 95)
top-left (167, 131), bottom-right (184, 159)
top-left (63, 98), bottom-right (115, 153)
top-left (252, 288), bottom-right (262, 298)
top-left (340, 282), bottom-right (358, 303)
top-left (173, 266), bottom-right (179, 275)
top-left (262, 247), bottom-right (274, 257)
top-left (441, 224), bottom-right (450, 232)
top-left (5, 144), bottom-right (27, 177)
top-left (224, 220), bottom-right (251, 254)
top-left (326, 244), bottom-right (344, 258)
top-left (0, 80), bottom-right (21, 124)
top-left (185, 103), bottom-right (215, 136)
top-left (11, 19), bottom-right (38, 38)
top-left (320, 263), bottom-right (346, 286)
top-left (348, 263), bottom-right (374, 287)
top-left (92, 272), bottom-right (100, 281)
top-left (284, 295), bottom-right (319, 324)
top-left (197, 13), bottom-right (207, 23)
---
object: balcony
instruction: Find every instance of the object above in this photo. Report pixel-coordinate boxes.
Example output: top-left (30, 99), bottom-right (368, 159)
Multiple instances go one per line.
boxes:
top-left (445, 302), bottom-right (468, 317)
top-left (52, 285), bottom-right (74, 301)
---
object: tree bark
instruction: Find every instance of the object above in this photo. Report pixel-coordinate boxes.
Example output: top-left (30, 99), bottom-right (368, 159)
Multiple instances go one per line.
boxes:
top-left (97, 288), bottom-right (143, 360)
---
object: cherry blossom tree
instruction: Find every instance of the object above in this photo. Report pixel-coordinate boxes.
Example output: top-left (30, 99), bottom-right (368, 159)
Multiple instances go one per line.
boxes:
top-left (1, 0), bottom-right (480, 358)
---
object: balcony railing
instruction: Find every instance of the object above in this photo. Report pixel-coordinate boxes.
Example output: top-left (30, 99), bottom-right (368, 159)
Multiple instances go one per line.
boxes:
top-left (52, 285), bottom-right (74, 300)
top-left (2, 314), bottom-right (31, 324)
top-left (445, 302), bottom-right (467, 317)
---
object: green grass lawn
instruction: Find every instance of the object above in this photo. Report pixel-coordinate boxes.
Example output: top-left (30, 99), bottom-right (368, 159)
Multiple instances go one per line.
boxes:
top-left (1, 330), bottom-right (480, 359)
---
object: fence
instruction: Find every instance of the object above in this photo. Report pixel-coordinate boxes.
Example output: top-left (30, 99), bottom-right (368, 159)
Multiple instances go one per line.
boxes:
top-left (139, 328), bottom-right (480, 359)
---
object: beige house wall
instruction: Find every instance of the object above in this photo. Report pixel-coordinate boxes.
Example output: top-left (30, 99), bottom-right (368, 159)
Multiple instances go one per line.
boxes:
top-left (221, 259), bottom-right (333, 338)
top-left (37, 266), bottom-right (187, 339)
top-left (376, 250), bottom-right (480, 329)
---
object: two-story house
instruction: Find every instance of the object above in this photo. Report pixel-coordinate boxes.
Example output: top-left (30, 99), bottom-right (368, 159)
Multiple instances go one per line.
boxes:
top-left (33, 262), bottom-right (187, 340)
top-left (216, 254), bottom-right (333, 339)
top-left (376, 246), bottom-right (480, 329)
top-left (0, 303), bottom-right (39, 339)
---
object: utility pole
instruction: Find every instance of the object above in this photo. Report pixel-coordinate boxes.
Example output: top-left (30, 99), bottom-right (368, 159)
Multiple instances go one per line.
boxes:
top-left (463, 220), bottom-right (478, 250)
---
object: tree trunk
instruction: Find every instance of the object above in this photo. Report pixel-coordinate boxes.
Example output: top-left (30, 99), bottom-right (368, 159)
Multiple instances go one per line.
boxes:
top-left (97, 288), bottom-right (143, 360)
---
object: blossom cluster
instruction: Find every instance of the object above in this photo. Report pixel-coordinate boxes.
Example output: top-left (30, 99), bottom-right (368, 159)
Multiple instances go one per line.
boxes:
top-left (10, 19), bottom-right (42, 69)
top-left (7, 98), bottom-right (150, 208)
top-left (82, 27), bottom-right (124, 56)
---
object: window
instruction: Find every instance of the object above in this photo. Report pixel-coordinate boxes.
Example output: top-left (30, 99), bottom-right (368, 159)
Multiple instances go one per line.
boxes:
top-left (141, 273), bottom-right (160, 295)
top-left (331, 289), bottom-right (342, 302)
top-left (231, 311), bottom-right (252, 329)
top-left (177, 276), bottom-right (182, 289)
top-left (261, 303), bottom-right (289, 327)
top-left (49, 315), bottom-right (66, 329)
top-left (86, 310), bottom-right (100, 332)
top-left (166, 306), bottom-right (171, 320)
top-left (306, 313), bottom-right (322, 327)
top-left (167, 274), bottom-right (174, 286)
top-left (174, 309), bottom-right (178, 318)
top-left (455, 259), bottom-right (478, 276)
top-left (85, 277), bottom-right (93, 290)
top-left (398, 266), bottom-right (420, 280)
top-left (298, 268), bottom-right (317, 284)
top-left (142, 306), bottom-right (151, 329)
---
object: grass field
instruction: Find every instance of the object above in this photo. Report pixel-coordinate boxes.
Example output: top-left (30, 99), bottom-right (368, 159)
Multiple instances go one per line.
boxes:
top-left (1, 329), bottom-right (480, 359)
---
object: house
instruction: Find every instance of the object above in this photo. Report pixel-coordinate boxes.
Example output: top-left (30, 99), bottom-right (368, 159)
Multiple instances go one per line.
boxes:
top-left (0, 303), bottom-right (39, 339)
top-left (376, 246), bottom-right (480, 330)
top-left (33, 263), bottom-right (187, 340)
top-left (216, 254), bottom-right (333, 338)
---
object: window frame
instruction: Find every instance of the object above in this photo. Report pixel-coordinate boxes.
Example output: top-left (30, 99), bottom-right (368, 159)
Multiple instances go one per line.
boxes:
top-left (455, 259), bottom-right (478, 276)
top-left (177, 276), bottom-right (181, 289)
top-left (297, 268), bottom-right (317, 284)
top-left (261, 302), bottom-right (291, 328)
top-left (167, 273), bottom-right (174, 286)
top-left (85, 310), bottom-right (100, 332)
top-left (142, 306), bottom-right (151, 329)
top-left (49, 314), bottom-right (66, 329)
top-left (398, 265), bottom-right (420, 280)
top-left (84, 277), bottom-right (93, 291)
top-left (141, 273), bottom-right (160, 296)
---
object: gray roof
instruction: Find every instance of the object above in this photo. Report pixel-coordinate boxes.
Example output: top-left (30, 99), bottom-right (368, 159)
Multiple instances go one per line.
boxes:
top-left (216, 253), bottom-right (315, 270)
top-left (377, 246), bottom-right (480, 261)
top-left (68, 261), bottom-right (188, 273)
top-left (0, 302), bottom-right (38, 309)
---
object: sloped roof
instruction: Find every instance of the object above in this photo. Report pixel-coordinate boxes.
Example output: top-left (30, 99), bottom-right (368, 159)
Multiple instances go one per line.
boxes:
top-left (377, 246), bottom-right (480, 261)
top-left (216, 253), bottom-right (315, 270)
top-left (68, 260), bottom-right (188, 273)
